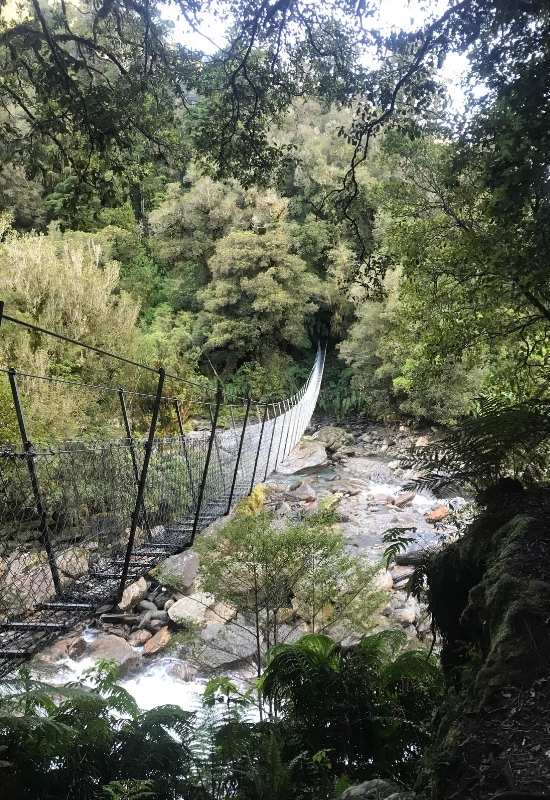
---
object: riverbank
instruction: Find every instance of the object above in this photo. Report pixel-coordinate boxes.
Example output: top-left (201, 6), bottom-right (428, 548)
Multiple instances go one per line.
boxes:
top-left (31, 418), bottom-right (467, 707)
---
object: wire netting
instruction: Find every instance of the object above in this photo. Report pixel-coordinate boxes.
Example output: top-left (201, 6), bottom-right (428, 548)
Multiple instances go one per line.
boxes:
top-left (0, 347), bottom-right (325, 674)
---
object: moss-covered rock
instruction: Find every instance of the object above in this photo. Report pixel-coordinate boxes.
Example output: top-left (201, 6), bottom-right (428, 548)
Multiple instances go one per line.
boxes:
top-left (421, 488), bottom-right (550, 799)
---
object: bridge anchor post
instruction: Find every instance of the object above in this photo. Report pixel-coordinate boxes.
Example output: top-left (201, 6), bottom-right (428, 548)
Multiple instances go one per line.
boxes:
top-left (7, 368), bottom-right (62, 597)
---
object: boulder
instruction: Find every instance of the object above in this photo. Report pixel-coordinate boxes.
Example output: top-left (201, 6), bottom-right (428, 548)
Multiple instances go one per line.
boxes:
top-left (119, 577), bottom-right (148, 611)
top-left (277, 438), bottom-right (328, 475)
top-left (128, 629), bottom-right (153, 646)
top-left (393, 595), bottom-right (420, 626)
top-left (289, 481), bottom-right (317, 502)
top-left (414, 435), bottom-right (429, 448)
top-left (166, 660), bottom-right (198, 682)
top-left (167, 592), bottom-right (215, 625)
top-left (81, 634), bottom-right (141, 674)
top-left (143, 626), bottom-right (172, 655)
top-left (153, 551), bottom-right (199, 592)
top-left (425, 505), bottom-right (449, 523)
top-left (392, 492), bottom-right (416, 508)
top-left (34, 634), bottom-right (85, 665)
top-left (57, 547), bottom-right (89, 581)
top-left (374, 569), bottom-right (394, 591)
top-left (139, 599), bottom-right (158, 612)
top-left (205, 601), bottom-right (238, 624)
top-left (314, 426), bottom-right (354, 452)
top-left (197, 620), bottom-right (258, 669)
top-left (339, 779), bottom-right (403, 799)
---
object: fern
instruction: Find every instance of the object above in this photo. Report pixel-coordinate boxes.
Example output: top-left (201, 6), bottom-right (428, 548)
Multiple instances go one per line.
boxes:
top-left (402, 397), bottom-right (550, 493)
top-left (382, 527), bottom-right (417, 567)
top-left (102, 779), bottom-right (156, 799)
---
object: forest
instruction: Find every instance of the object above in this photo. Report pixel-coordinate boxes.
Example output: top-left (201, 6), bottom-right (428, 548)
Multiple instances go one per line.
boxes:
top-left (1, 0), bottom-right (550, 798)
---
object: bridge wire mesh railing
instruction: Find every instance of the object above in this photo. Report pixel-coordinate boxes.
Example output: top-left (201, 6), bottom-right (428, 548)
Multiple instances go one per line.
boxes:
top-left (0, 330), bottom-right (325, 674)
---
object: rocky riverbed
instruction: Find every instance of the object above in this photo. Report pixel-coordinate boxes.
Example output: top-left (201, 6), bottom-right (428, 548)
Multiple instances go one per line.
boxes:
top-left (32, 419), bottom-right (468, 708)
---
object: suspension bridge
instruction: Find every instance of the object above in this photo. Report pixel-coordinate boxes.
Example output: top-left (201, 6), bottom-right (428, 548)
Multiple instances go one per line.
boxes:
top-left (0, 304), bottom-right (325, 677)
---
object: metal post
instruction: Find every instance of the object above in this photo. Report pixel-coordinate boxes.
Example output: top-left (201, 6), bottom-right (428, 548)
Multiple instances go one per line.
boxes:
top-left (287, 398), bottom-right (299, 455)
top-left (117, 368), bottom-right (165, 601)
top-left (282, 399), bottom-right (295, 461)
top-left (8, 368), bottom-right (62, 596)
top-left (174, 400), bottom-right (197, 505)
top-left (226, 396), bottom-right (251, 513)
top-left (249, 403), bottom-right (269, 493)
top-left (274, 400), bottom-right (288, 471)
top-left (208, 401), bottom-right (226, 492)
top-left (192, 382), bottom-right (223, 541)
top-left (118, 388), bottom-right (152, 540)
top-left (263, 404), bottom-right (277, 481)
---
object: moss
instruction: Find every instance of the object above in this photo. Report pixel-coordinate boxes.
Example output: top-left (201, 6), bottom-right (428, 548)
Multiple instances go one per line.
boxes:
top-left (419, 491), bottom-right (550, 798)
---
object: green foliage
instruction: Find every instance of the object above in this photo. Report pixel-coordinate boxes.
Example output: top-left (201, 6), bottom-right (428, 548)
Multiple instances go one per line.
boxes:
top-left (260, 629), bottom-right (443, 786)
top-left (403, 398), bottom-right (550, 493)
top-left (382, 527), bottom-right (417, 568)
top-left (197, 224), bottom-right (320, 362)
top-left (0, 665), bottom-right (195, 799)
top-left (196, 506), bottom-right (385, 665)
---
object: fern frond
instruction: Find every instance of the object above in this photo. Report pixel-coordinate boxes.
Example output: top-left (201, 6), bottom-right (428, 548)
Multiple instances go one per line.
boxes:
top-left (403, 397), bottom-right (550, 492)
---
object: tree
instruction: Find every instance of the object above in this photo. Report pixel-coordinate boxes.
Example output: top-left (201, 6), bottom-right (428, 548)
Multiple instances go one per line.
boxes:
top-left (195, 502), bottom-right (385, 682)
top-left (148, 177), bottom-right (289, 313)
top-left (0, 220), bottom-right (141, 441)
top-left (197, 224), bottom-right (320, 364)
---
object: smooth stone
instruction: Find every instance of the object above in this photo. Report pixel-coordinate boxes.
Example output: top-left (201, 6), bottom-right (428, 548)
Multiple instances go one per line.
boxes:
top-left (166, 660), bottom-right (198, 682)
top-left (313, 426), bottom-right (354, 452)
top-left (425, 505), bottom-right (449, 523)
top-left (153, 551), bottom-right (199, 592)
top-left (277, 438), bottom-right (328, 475)
top-left (33, 635), bottom-right (85, 665)
top-left (196, 620), bottom-right (258, 669)
top-left (79, 634), bottom-right (141, 675)
top-left (143, 626), bottom-right (172, 655)
top-left (167, 592), bottom-right (215, 625)
top-left (128, 629), bottom-right (153, 646)
top-left (339, 779), bottom-right (402, 799)
top-left (139, 600), bottom-right (158, 612)
top-left (119, 577), bottom-right (148, 611)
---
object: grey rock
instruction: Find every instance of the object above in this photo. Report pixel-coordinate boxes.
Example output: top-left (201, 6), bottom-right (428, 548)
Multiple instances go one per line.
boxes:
top-left (166, 659), bottom-right (198, 682)
top-left (149, 609), bottom-right (169, 622)
top-left (339, 779), bottom-right (402, 799)
top-left (118, 577), bottom-right (148, 611)
top-left (153, 551), bottom-right (199, 592)
top-left (386, 794), bottom-right (416, 799)
top-left (196, 619), bottom-right (258, 670)
top-left (277, 438), bottom-right (328, 475)
top-left (153, 593), bottom-right (169, 609)
top-left (79, 634), bottom-right (141, 675)
top-left (313, 426), bottom-right (354, 452)
top-left (139, 600), bottom-right (158, 612)
top-left (289, 481), bottom-right (316, 502)
top-left (167, 592), bottom-right (215, 625)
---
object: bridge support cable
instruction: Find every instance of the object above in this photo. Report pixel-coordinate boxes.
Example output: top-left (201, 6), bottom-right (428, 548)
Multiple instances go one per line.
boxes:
top-left (0, 326), bottom-right (325, 675)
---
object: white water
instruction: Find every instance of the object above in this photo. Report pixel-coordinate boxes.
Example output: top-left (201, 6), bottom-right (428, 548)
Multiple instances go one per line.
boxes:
top-left (40, 628), bottom-right (258, 717)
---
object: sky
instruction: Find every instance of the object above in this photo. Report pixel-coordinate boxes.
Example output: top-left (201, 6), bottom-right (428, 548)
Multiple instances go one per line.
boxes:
top-left (161, 0), bottom-right (472, 110)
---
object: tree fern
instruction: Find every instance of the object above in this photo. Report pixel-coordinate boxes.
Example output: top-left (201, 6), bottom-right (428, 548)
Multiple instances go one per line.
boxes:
top-left (403, 397), bottom-right (550, 493)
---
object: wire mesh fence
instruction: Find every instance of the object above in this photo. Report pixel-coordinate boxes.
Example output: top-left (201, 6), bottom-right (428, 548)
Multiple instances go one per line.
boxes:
top-left (0, 345), bottom-right (325, 674)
